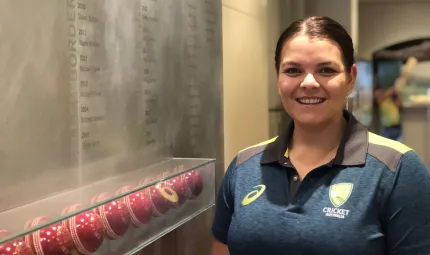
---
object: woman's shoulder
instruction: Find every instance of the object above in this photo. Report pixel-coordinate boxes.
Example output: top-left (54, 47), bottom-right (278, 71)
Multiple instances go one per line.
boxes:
top-left (233, 137), bottom-right (278, 168)
top-left (367, 131), bottom-right (424, 172)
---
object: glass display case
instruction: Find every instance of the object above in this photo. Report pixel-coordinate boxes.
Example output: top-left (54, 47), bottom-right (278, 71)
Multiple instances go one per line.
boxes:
top-left (0, 159), bottom-right (215, 255)
top-left (0, 0), bottom-right (223, 254)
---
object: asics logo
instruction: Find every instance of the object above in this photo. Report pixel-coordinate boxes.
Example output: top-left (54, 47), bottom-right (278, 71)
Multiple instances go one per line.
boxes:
top-left (241, 185), bottom-right (266, 206)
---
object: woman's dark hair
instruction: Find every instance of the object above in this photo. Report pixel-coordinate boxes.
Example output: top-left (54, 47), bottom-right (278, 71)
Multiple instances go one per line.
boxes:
top-left (275, 16), bottom-right (355, 74)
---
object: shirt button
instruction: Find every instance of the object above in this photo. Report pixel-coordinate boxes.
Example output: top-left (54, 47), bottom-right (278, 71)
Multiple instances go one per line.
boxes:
top-left (293, 175), bottom-right (298, 182)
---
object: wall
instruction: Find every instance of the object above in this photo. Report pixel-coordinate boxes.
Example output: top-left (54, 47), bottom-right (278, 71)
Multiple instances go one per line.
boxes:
top-left (304, 0), bottom-right (359, 48)
top-left (411, 62), bottom-right (430, 78)
top-left (222, 0), bottom-right (283, 167)
top-left (359, 1), bottom-right (430, 60)
top-left (270, 0), bottom-right (359, 49)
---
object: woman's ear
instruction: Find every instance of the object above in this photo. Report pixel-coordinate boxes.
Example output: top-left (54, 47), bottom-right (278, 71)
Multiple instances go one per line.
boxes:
top-left (348, 64), bottom-right (358, 95)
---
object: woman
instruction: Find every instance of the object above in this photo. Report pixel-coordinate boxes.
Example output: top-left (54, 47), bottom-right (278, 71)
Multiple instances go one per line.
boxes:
top-left (211, 16), bottom-right (430, 255)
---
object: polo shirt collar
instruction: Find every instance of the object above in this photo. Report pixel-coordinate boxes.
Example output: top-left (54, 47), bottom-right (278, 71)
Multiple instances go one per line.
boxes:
top-left (260, 110), bottom-right (368, 166)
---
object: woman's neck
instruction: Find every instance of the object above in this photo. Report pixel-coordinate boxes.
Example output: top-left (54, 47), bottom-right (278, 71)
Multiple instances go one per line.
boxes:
top-left (289, 113), bottom-right (346, 166)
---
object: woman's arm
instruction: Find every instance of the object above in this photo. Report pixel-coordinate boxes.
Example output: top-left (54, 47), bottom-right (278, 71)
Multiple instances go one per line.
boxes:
top-left (210, 157), bottom-right (237, 255)
top-left (385, 150), bottom-right (430, 254)
top-left (374, 87), bottom-right (395, 104)
top-left (211, 238), bottom-right (230, 255)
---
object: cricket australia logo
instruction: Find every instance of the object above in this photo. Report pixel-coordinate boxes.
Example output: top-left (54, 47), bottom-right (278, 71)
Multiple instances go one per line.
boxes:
top-left (323, 183), bottom-right (353, 219)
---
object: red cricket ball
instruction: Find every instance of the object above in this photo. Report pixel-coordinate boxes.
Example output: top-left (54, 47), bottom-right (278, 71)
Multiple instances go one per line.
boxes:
top-left (24, 217), bottom-right (73, 255)
top-left (61, 204), bottom-right (104, 255)
top-left (116, 186), bottom-right (152, 228)
top-left (166, 176), bottom-right (187, 206)
top-left (143, 183), bottom-right (180, 217)
top-left (91, 193), bottom-right (130, 240)
top-left (0, 230), bottom-right (33, 255)
top-left (182, 170), bottom-right (203, 199)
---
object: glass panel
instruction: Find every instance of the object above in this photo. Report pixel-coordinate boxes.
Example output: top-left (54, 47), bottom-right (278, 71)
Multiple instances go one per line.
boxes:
top-left (0, 159), bottom-right (215, 254)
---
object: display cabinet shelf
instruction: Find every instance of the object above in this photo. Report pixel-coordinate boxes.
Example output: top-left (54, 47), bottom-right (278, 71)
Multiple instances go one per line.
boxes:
top-left (0, 158), bottom-right (215, 255)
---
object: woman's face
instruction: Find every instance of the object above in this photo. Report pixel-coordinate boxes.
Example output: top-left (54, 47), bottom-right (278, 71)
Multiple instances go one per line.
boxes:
top-left (278, 35), bottom-right (357, 127)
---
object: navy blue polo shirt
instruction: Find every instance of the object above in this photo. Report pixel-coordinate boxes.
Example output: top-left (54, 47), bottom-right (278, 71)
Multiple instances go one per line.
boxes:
top-left (211, 111), bottom-right (430, 255)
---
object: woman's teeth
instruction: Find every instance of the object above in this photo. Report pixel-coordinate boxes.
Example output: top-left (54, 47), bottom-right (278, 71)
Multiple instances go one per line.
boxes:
top-left (296, 98), bottom-right (325, 104)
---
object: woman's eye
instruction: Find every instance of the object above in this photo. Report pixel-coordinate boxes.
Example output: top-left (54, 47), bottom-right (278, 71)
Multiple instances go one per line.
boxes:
top-left (320, 67), bottom-right (336, 75)
top-left (284, 68), bottom-right (301, 75)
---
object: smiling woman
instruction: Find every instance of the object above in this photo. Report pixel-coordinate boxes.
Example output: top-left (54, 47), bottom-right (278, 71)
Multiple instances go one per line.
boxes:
top-left (276, 16), bottom-right (356, 133)
top-left (211, 16), bottom-right (430, 255)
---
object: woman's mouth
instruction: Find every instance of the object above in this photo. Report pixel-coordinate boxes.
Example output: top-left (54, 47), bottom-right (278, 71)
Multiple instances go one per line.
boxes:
top-left (296, 98), bottom-right (326, 105)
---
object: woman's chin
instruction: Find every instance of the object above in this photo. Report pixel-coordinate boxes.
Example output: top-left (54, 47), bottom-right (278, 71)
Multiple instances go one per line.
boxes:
top-left (292, 113), bottom-right (327, 128)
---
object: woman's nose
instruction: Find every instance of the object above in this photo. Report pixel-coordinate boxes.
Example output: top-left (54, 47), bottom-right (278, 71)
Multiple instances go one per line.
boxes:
top-left (300, 73), bottom-right (320, 89)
